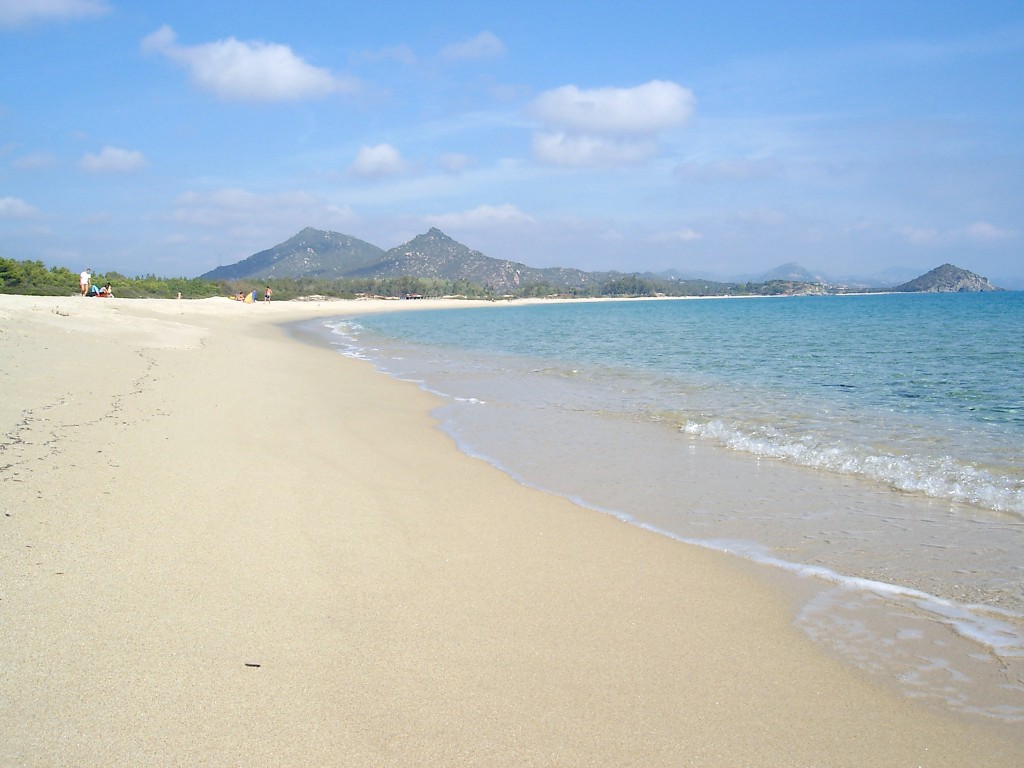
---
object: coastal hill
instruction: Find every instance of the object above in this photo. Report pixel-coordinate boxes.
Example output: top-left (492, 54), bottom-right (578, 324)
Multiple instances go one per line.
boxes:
top-left (892, 263), bottom-right (1001, 292)
top-left (201, 228), bottom-right (385, 281)
top-left (202, 227), bottom-right (606, 293)
top-left (758, 262), bottom-right (828, 284)
top-left (347, 228), bottom-right (604, 293)
top-left (201, 227), bottom-right (1002, 295)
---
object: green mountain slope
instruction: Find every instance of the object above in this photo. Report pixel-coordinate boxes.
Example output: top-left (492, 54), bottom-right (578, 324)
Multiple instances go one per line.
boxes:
top-left (203, 226), bottom-right (603, 293)
top-left (353, 228), bottom-right (602, 292)
top-left (201, 227), bottom-right (384, 281)
top-left (198, 227), bottom-right (1001, 297)
top-left (893, 264), bottom-right (1001, 292)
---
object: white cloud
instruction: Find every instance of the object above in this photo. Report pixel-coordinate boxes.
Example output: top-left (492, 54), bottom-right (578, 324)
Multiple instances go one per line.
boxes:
top-left (0, 0), bottom-right (109, 26)
top-left (438, 152), bottom-right (475, 174)
top-left (80, 146), bottom-right (147, 173)
top-left (675, 157), bottom-right (779, 182)
top-left (166, 188), bottom-right (360, 272)
top-left (964, 221), bottom-right (1014, 241)
top-left (168, 188), bottom-right (357, 251)
top-left (172, 188), bottom-right (351, 224)
top-left (172, 188), bottom-right (266, 225)
top-left (648, 228), bottom-right (703, 243)
top-left (11, 151), bottom-right (58, 170)
top-left (532, 132), bottom-right (657, 166)
top-left (141, 25), bottom-right (355, 102)
top-left (896, 226), bottom-right (939, 245)
top-left (896, 221), bottom-right (1016, 246)
top-left (350, 144), bottom-right (406, 178)
top-left (0, 196), bottom-right (39, 218)
top-left (529, 80), bottom-right (694, 167)
top-left (440, 31), bottom-right (506, 62)
top-left (427, 204), bottom-right (534, 229)
top-left (530, 80), bottom-right (695, 135)
top-left (737, 208), bottom-right (787, 227)
top-left (355, 45), bottom-right (417, 66)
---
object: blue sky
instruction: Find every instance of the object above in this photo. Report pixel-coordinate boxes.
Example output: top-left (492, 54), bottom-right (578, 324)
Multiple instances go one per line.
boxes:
top-left (2, 1), bottom-right (1022, 285)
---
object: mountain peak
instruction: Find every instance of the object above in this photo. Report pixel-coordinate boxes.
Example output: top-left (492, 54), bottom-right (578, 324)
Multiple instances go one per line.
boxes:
top-left (413, 227), bottom-right (454, 244)
top-left (894, 263), bottom-right (1001, 292)
top-left (200, 228), bottom-right (384, 281)
top-left (200, 227), bottom-right (1006, 297)
top-left (760, 262), bottom-right (826, 283)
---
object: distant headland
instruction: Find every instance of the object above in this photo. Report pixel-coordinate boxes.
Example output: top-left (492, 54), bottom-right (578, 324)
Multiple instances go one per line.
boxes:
top-left (889, 263), bottom-right (1001, 293)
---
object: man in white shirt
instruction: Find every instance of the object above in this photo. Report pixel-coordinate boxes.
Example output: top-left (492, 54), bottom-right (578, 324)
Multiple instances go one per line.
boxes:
top-left (79, 268), bottom-right (92, 296)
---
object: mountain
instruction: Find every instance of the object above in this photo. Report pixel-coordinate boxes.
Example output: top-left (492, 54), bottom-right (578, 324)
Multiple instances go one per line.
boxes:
top-left (200, 227), bottom-right (1007, 297)
top-left (359, 228), bottom-right (605, 292)
top-left (759, 262), bottom-right (827, 284)
top-left (203, 226), bottom-right (603, 293)
top-left (893, 264), bottom-right (1002, 293)
top-left (201, 227), bottom-right (384, 281)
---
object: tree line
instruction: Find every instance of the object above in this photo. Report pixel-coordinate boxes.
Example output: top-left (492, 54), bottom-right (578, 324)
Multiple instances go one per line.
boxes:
top-left (0, 256), bottom-right (819, 300)
top-left (0, 259), bottom-right (222, 299)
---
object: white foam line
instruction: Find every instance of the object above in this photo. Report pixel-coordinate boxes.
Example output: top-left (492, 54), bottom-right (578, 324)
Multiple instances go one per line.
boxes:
top-left (334, 316), bottom-right (1024, 663)
top-left (683, 420), bottom-right (1024, 517)
top-left (693, 539), bottom-right (1024, 655)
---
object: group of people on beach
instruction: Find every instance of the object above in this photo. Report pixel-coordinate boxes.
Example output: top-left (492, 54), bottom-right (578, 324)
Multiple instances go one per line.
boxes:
top-left (79, 266), bottom-right (272, 303)
top-left (79, 268), bottom-right (113, 298)
top-left (232, 286), bottom-right (273, 303)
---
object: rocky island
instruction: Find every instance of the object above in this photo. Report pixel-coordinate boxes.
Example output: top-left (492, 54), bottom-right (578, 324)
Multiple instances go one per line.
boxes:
top-left (893, 263), bottom-right (1002, 293)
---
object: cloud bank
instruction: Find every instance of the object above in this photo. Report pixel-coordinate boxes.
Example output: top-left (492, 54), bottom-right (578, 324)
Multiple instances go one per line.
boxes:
top-left (79, 146), bottom-right (147, 173)
top-left (896, 220), bottom-right (1016, 246)
top-left (0, 0), bottom-right (109, 26)
top-left (427, 204), bottom-right (534, 229)
top-left (0, 196), bottom-right (39, 218)
top-left (438, 153), bottom-right (475, 174)
top-left (141, 25), bottom-right (356, 102)
top-left (648, 228), bottom-right (703, 243)
top-left (529, 80), bottom-right (695, 166)
top-left (350, 144), bottom-right (406, 178)
top-left (440, 32), bottom-right (507, 62)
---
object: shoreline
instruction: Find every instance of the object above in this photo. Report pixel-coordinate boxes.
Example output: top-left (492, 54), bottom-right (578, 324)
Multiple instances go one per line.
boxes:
top-left (300, 298), bottom-right (1024, 726)
top-left (2, 295), bottom-right (1020, 765)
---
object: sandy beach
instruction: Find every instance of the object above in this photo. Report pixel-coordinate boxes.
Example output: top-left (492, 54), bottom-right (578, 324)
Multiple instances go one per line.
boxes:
top-left (1, 294), bottom-right (1019, 767)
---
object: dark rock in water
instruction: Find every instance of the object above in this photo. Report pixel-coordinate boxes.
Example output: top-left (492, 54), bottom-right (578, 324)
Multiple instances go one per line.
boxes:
top-left (893, 264), bottom-right (1002, 292)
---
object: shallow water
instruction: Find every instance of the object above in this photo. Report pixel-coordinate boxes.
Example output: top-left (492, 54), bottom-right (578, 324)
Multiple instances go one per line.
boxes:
top-left (302, 293), bottom-right (1024, 723)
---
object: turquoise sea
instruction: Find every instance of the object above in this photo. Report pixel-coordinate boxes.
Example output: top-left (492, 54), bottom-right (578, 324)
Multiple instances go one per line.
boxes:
top-left (308, 292), bottom-right (1024, 724)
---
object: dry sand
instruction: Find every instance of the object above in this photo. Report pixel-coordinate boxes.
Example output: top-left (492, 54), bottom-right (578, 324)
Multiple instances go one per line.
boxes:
top-left (1, 294), bottom-right (1020, 767)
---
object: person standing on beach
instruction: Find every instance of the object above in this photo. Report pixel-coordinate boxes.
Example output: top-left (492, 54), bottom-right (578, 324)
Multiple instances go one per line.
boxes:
top-left (79, 268), bottom-right (91, 296)
top-left (264, 286), bottom-right (272, 303)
